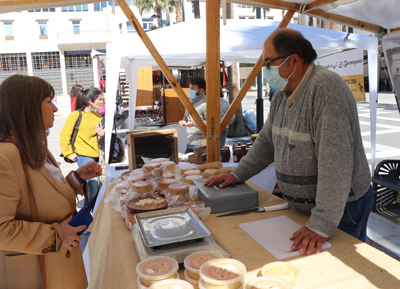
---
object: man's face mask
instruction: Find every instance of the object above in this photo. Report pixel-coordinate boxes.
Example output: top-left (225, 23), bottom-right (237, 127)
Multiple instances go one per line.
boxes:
top-left (263, 55), bottom-right (296, 91)
top-left (188, 89), bottom-right (198, 99)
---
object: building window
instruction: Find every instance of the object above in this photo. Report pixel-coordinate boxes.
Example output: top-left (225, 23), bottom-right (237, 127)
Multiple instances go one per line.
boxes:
top-left (4, 21), bottom-right (14, 40)
top-left (119, 23), bottom-right (122, 33)
top-left (65, 50), bottom-right (95, 91)
top-left (62, 5), bottom-right (88, 12)
top-left (72, 20), bottom-right (80, 35)
top-left (0, 53), bottom-right (28, 83)
top-left (127, 21), bottom-right (134, 33)
top-left (32, 52), bottom-right (62, 96)
top-left (29, 8), bottom-right (55, 12)
top-left (292, 17), bottom-right (298, 24)
top-left (38, 21), bottom-right (48, 39)
top-left (239, 17), bottom-right (245, 19)
top-left (94, 2), bottom-right (108, 11)
top-left (267, 16), bottom-right (274, 20)
top-left (248, 17), bottom-right (255, 19)
top-left (142, 18), bottom-right (154, 31)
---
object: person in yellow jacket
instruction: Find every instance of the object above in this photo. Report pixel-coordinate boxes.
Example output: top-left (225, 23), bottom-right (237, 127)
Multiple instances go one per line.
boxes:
top-left (60, 87), bottom-right (105, 211)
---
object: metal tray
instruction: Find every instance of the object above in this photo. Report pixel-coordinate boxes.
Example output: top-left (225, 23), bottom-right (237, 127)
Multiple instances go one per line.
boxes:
top-left (134, 207), bottom-right (212, 247)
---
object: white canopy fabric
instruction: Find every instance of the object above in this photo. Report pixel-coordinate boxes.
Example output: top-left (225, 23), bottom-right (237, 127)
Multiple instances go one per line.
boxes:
top-left (104, 19), bottom-right (378, 172)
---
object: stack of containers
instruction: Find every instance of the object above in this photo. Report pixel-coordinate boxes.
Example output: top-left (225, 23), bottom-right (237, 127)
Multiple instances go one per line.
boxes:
top-left (261, 262), bottom-right (298, 288)
top-left (198, 258), bottom-right (247, 289)
top-left (136, 256), bottom-right (179, 289)
top-left (184, 251), bottom-right (224, 288)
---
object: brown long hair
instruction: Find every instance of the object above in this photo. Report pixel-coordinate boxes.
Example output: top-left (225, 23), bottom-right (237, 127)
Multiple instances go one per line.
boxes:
top-left (69, 84), bottom-right (83, 102)
top-left (0, 74), bottom-right (55, 169)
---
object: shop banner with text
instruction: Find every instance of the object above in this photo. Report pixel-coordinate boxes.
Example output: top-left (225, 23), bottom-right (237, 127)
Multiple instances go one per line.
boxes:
top-left (315, 49), bottom-right (365, 101)
top-left (383, 32), bottom-right (400, 112)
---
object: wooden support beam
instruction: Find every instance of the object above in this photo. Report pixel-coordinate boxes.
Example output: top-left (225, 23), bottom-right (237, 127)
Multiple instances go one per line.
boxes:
top-left (391, 27), bottom-right (400, 33)
top-left (306, 9), bottom-right (384, 33)
top-left (220, 9), bottom-right (295, 133)
top-left (116, 0), bottom-right (206, 136)
top-left (206, 0), bottom-right (221, 162)
top-left (304, 0), bottom-right (337, 12)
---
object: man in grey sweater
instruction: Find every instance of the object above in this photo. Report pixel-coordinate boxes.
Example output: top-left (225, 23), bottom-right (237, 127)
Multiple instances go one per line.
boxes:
top-left (179, 76), bottom-right (207, 153)
top-left (206, 28), bottom-right (373, 256)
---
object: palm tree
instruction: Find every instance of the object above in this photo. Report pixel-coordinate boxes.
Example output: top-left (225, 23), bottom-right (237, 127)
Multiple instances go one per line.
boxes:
top-left (136, 0), bottom-right (175, 28)
top-left (175, 0), bottom-right (183, 23)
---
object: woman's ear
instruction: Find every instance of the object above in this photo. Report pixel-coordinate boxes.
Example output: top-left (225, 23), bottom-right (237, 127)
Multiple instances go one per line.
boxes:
top-left (88, 99), bottom-right (94, 106)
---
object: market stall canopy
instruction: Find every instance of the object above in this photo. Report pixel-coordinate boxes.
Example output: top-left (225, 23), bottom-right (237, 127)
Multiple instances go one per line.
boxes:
top-left (108, 19), bottom-right (376, 70)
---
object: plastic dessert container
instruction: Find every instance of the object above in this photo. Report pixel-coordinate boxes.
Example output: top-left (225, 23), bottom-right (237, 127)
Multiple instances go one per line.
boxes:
top-left (261, 262), bottom-right (298, 288)
top-left (199, 258), bottom-right (246, 289)
top-left (136, 256), bottom-right (179, 287)
top-left (184, 269), bottom-right (200, 289)
top-left (184, 251), bottom-right (224, 280)
top-left (245, 276), bottom-right (293, 289)
top-left (137, 273), bottom-right (179, 289)
top-left (149, 279), bottom-right (194, 289)
top-left (199, 279), bottom-right (244, 289)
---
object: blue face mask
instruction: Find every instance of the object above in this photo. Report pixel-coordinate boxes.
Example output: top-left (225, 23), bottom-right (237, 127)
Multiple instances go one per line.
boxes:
top-left (188, 89), bottom-right (198, 99)
top-left (264, 56), bottom-right (296, 91)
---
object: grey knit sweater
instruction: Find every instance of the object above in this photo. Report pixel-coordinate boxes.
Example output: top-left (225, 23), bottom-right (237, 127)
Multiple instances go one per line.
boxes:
top-left (233, 64), bottom-right (371, 237)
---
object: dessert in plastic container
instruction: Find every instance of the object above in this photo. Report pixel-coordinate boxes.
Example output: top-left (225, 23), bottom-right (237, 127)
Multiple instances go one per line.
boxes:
top-left (149, 279), bottom-right (194, 289)
top-left (136, 256), bottom-right (179, 287)
top-left (199, 279), bottom-right (244, 289)
top-left (184, 269), bottom-right (200, 289)
top-left (199, 258), bottom-right (246, 289)
top-left (261, 262), bottom-right (298, 288)
top-left (245, 276), bottom-right (293, 289)
top-left (184, 251), bottom-right (224, 280)
top-left (138, 273), bottom-right (180, 289)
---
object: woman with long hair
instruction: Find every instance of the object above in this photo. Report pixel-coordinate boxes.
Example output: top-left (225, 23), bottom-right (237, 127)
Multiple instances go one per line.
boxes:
top-left (69, 84), bottom-right (83, 112)
top-left (60, 87), bottom-right (105, 212)
top-left (0, 74), bottom-right (101, 288)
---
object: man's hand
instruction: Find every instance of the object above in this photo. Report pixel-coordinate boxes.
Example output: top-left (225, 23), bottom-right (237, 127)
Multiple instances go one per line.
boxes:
top-left (204, 173), bottom-right (238, 189)
top-left (178, 120), bottom-right (187, 128)
top-left (186, 119), bottom-right (195, 128)
top-left (290, 226), bottom-right (328, 256)
top-left (76, 161), bottom-right (102, 180)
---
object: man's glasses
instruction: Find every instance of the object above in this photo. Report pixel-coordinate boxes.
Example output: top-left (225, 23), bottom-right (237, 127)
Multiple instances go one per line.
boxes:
top-left (262, 55), bottom-right (290, 70)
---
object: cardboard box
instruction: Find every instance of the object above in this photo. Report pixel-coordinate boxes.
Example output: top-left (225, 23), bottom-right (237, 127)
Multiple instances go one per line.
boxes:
top-left (127, 129), bottom-right (178, 170)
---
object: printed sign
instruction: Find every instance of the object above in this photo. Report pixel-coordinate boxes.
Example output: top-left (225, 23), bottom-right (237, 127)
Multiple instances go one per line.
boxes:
top-left (382, 32), bottom-right (400, 112)
top-left (315, 49), bottom-right (365, 101)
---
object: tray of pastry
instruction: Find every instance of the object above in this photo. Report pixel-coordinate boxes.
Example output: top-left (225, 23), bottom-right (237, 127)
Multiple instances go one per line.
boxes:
top-left (134, 207), bottom-right (212, 247)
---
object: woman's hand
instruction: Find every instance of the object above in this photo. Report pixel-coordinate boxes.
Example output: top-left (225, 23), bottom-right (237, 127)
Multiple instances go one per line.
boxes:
top-left (95, 122), bottom-right (105, 137)
top-left (75, 161), bottom-right (102, 180)
top-left (70, 153), bottom-right (78, 162)
top-left (59, 215), bottom-right (86, 250)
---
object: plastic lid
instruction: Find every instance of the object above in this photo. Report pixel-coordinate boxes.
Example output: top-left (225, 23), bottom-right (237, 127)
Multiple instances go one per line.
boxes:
top-left (184, 251), bottom-right (224, 274)
top-left (148, 279), bottom-right (194, 289)
top-left (245, 277), bottom-right (293, 289)
top-left (137, 276), bottom-right (149, 289)
top-left (199, 279), bottom-right (244, 289)
top-left (261, 262), bottom-right (298, 284)
top-left (136, 256), bottom-right (179, 281)
top-left (199, 258), bottom-right (246, 286)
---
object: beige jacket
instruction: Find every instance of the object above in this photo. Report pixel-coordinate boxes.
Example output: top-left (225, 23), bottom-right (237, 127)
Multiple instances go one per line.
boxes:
top-left (0, 142), bottom-right (88, 289)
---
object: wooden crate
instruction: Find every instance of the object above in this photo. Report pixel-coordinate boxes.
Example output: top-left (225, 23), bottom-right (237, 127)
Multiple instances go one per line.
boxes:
top-left (127, 129), bottom-right (178, 170)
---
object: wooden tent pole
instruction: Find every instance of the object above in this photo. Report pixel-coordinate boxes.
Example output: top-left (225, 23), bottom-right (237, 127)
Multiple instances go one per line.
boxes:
top-left (116, 0), bottom-right (206, 136)
top-left (206, 0), bottom-right (221, 162)
top-left (220, 9), bottom-right (295, 132)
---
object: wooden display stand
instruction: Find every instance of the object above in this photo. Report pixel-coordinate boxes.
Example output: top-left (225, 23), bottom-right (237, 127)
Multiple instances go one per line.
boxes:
top-left (127, 129), bottom-right (178, 170)
top-left (164, 88), bottom-right (188, 123)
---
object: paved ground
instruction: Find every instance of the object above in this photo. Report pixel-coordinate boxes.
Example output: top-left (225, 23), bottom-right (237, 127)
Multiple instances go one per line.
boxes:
top-left (48, 91), bottom-right (400, 259)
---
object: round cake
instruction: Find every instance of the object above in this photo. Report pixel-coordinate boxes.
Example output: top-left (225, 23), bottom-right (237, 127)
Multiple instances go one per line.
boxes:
top-left (114, 183), bottom-right (129, 195)
top-left (158, 178), bottom-right (179, 191)
top-left (167, 182), bottom-right (189, 196)
top-left (184, 175), bottom-right (203, 185)
top-left (183, 169), bottom-right (201, 177)
top-left (143, 162), bottom-right (162, 173)
top-left (130, 181), bottom-right (153, 194)
top-left (161, 161), bottom-right (176, 173)
top-left (180, 165), bottom-right (197, 174)
top-left (150, 158), bottom-right (169, 163)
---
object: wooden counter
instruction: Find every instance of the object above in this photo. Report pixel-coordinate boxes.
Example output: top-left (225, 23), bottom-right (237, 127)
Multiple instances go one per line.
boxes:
top-left (87, 182), bottom-right (400, 289)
